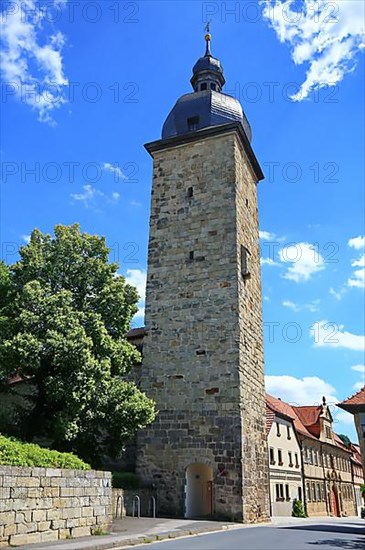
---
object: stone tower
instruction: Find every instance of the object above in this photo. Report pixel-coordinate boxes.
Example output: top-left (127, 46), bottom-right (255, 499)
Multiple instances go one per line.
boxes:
top-left (136, 30), bottom-right (270, 522)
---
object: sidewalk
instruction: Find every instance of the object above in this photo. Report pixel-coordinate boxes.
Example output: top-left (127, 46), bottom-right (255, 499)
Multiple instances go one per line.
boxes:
top-left (14, 515), bottom-right (363, 550)
top-left (14, 517), bottom-right (244, 550)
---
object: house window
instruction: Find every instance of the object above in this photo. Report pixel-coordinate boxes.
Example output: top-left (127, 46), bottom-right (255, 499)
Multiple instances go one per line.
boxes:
top-left (285, 484), bottom-right (290, 501)
top-left (306, 482), bottom-right (311, 502)
top-left (298, 487), bottom-right (302, 502)
top-left (278, 449), bottom-right (283, 465)
top-left (316, 483), bottom-right (321, 501)
top-left (311, 482), bottom-right (316, 501)
top-left (314, 450), bottom-right (318, 466)
top-left (308, 449), bottom-right (312, 465)
top-left (288, 452), bottom-right (293, 467)
top-left (295, 453), bottom-right (299, 468)
top-left (187, 116), bottom-right (199, 131)
top-left (210, 83), bottom-right (216, 90)
top-left (269, 447), bottom-right (275, 465)
top-left (325, 426), bottom-right (331, 439)
top-left (276, 422), bottom-right (281, 437)
top-left (200, 83), bottom-right (207, 91)
top-left (187, 186), bottom-right (193, 198)
top-left (287, 425), bottom-right (291, 439)
top-left (276, 484), bottom-right (284, 501)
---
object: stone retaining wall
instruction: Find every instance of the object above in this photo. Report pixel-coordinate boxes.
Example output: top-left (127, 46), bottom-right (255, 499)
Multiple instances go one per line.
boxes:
top-left (0, 466), bottom-right (112, 547)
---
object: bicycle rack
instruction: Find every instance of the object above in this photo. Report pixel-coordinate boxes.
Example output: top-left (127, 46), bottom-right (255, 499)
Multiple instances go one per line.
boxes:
top-left (132, 495), bottom-right (141, 518)
top-left (149, 495), bottom-right (156, 518)
top-left (115, 495), bottom-right (124, 519)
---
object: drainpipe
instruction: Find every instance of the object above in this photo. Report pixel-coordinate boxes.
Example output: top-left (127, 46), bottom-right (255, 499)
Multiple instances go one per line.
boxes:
top-left (320, 443), bottom-right (329, 516)
top-left (300, 444), bottom-right (308, 516)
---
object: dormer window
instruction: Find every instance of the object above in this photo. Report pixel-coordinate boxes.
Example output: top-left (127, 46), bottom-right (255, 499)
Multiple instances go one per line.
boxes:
top-left (187, 117), bottom-right (199, 132)
top-left (200, 83), bottom-right (207, 91)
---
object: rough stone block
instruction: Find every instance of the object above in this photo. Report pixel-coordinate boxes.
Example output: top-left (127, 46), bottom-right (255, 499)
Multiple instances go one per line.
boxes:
top-left (58, 528), bottom-right (71, 539)
top-left (32, 509), bottom-right (47, 522)
top-left (0, 488), bottom-right (10, 499)
top-left (47, 509), bottom-right (63, 521)
top-left (0, 512), bottom-right (15, 525)
top-left (37, 521), bottom-right (51, 532)
top-left (71, 527), bottom-right (91, 538)
top-left (3, 524), bottom-right (16, 537)
top-left (10, 532), bottom-right (42, 546)
top-left (21, 477), bottom-right (40, 488)
top-left (16, 522), bottom-right (37, 535)
top-left (45, 468), bottom-right (62, 477)
top-left (81, 507), bottom-right (93, 517)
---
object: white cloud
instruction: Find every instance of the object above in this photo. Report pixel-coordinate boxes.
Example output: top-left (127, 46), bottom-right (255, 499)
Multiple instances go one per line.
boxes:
top-left (351, 364), bottom-right (365, 374)
top-left (0, 0), bottom-right (69, 125)
top-left (352, 253), bottom-right (365, 268)
top-left (351, 365), bottom-right (365, 391)
top-left (265, 374), bottom-right (354, 430)
top-left (21, 234), bottom-right (31, 244)
top-left (259, 230), bottom-right (285, 242)
top-left (124, 268), bottom-right (146, 322)
top-left (261, 257), bottom-right (281, 267)
top-left (279, 242), bottom-right (325, 282)
top-left (329, 286), bottom-right (347, 301)
top-left (261, 0), bottom-right (365, 101)
top-left (347, 269), bottom-right (365, 289)
top-left (70, 185), bottom-right (119, 210)
top-left (348, 235), bottom-right (365, 249)
top-left (283, 299), bottom-right (319, 312)
top-left (265, 375), bottom-right (337, 405)
top-left (103, 163), bottom-right (127, 182)
top-left (311, 320), bottom-right (365, 351)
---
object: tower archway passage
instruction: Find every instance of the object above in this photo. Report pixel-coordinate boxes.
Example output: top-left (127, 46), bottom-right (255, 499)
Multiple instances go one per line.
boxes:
top-left (185, 463), bottom-right (213, 518)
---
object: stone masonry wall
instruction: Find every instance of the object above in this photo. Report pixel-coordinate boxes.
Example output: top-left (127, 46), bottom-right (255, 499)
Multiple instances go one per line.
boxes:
top-left (137, 127), bottom-right (270, 522)
top-left (0, 466), bottom-right (112, 547)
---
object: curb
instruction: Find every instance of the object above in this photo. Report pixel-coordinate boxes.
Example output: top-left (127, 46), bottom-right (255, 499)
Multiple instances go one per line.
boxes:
top-left (56, 523), bottom-right (240, 550)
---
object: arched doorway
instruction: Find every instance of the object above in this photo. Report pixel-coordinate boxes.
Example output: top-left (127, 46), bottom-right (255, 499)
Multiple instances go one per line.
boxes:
top-left (331, 486), bottom-right (340, 517)
top-left (185, 463), bottom-right (213, 518)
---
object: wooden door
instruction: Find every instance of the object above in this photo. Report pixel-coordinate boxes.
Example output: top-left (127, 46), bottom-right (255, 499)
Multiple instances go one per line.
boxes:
top-left (331, 487), bottom-right (340, 517)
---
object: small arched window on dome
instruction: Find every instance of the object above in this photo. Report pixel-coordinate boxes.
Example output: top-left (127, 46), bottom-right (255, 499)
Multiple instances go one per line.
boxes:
top-left (210, 83), bottom-right (216, 91)
top-left (200, 83), bottom-right (207, 91)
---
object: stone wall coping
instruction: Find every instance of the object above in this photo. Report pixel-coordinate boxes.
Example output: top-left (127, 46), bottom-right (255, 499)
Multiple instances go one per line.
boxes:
top-left (0, 465), bottom-right (111, 478)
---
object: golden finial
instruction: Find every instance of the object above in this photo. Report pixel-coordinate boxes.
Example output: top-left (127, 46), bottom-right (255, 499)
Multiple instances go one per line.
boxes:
top-left (204, 21), bottom-right (212, 56)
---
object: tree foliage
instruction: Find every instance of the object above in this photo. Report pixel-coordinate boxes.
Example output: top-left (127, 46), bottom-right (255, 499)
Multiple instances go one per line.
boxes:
top-left (0, 225), bottom-right (155, 465)
top-left (0, 434), bottom-right (90, 469)
top-left (338, 434), bottom-right (351, 447)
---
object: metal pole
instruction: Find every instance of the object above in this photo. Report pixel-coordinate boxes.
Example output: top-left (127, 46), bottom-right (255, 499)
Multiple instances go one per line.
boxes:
top-left (132, 495), bottom-right (140, 518)
top-left (150, 496), bottom-right (156, 518)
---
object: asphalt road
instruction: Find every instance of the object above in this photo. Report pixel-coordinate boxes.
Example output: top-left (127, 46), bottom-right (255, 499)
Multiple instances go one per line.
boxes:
top-left (133, 519), bottom-right (365, 550)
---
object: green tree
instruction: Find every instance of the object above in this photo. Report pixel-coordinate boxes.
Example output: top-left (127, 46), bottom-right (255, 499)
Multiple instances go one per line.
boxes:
top-left (338, 434), bottom-right (351, 447)
top-left (0, 225), bottom-right (155, 465)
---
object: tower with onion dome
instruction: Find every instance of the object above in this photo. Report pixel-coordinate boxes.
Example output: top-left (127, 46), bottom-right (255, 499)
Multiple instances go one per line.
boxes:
top-left (136, 29), bottom-right (269, 522)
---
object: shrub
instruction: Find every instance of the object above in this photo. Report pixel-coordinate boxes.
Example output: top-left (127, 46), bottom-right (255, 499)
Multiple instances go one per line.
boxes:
top-left (0, 434), bottom-right (90, 469)
top-left (112, 471), bottom-right (140, 489)
top-left (292, 499), bottom-right (306, 518)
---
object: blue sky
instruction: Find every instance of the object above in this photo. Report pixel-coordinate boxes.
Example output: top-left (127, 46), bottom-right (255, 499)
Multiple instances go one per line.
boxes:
top-left (1, 1), bottom-right (364, 440)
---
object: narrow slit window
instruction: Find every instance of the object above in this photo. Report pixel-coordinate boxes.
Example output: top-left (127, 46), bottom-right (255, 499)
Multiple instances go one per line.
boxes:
top-left (187, 116), bottom-right (199, 132)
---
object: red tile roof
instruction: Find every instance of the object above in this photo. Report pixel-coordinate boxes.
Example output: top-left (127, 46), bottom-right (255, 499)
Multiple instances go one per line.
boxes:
top-left (292, 406), bottom-right (322, 428)
top-left (337, 387), bottom-right (365, 411)
top-left (266, 394), bottom-right (316, 439)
